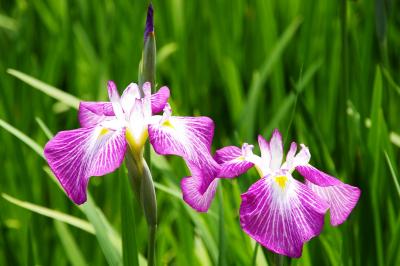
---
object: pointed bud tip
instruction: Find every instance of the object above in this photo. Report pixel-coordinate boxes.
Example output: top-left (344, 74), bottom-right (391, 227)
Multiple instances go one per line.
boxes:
top-left (144, 3), bottom-right (154, 39)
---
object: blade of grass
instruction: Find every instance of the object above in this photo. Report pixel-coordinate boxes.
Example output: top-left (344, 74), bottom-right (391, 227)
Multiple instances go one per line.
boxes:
top-left (7, 69), bottom-right (80, 109)
top-left (0, 119), bottom-right (44, 158)
top-left (121, 173), bottom-right (139, 266)
top-left (239, 17), bottom-right (302, 139)
top-left (54, 221), bottom-right (88, 266)
top-left (217, 187), bottom-right (226, 266)
top-left (384, 151), bottom-right (400, 199)
top-left (2, 193), bottom-right (95, 234)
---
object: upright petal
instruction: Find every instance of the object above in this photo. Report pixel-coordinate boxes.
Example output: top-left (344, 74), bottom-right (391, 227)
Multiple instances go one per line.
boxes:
top-left (78, 102), bottom-right (115, 128)
top-left (108, 81), bottom-right (124, 120)
top-left (258, 135), bottom-right (271, 168)
top-left (297, 165), bottom-right (361, 226)
top-left (44, 126), bottom-right (127, 204)
top-left (269, 129), bottom-right (283, 170)
top-left (214, 146), bottom-right (253, 178)
top-left (121, 83), bottom-right (140, 114)
top-left (240, 176), bottom-right (329, 258)
top-left (150, 86), bottom-right (170, 114)
top-left (181, 175), bottom-right (219, 212)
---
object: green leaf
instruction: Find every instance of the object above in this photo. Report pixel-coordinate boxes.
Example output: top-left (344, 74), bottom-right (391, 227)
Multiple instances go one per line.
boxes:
top-left (7, 69), bottom-right (80, 109)
top-left (2, 193), bottom-right (95, 234)
top-left (384, 151), bottom-right (400, 199)
top-left (239, 17), bottom-right (302, 139)
top-left (0, 119), bottom-right (44, 158)
top-left (121, 173), bottom-right (139, 266)
top-left (54, 221), bottom-right (88, 266)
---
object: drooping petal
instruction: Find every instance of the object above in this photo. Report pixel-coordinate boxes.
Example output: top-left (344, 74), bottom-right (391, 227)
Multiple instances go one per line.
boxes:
top-left (148, 112), bottom-right (220, 192)
top-left (78, 102), bottom-right (115, 128)
top-left (44, 126), bottom-right (127, 204)
top-left (150, 86), bottom-right (170, 114)
top-left (214, 146), bottom-right (253, 178)
top-left (181, 176), bottom-right (219, 212)
top-left (240, 176), bottom-right (329, 258)
top-left (296, 165), bottom-right (341, 186)
top-left (148, 115), bottom-right (214, 157)
top-left (306, 181), bottom-right (360, 226)
top-left (297, 165), bottom-right (361, 226)
top-left (269, 129), bottom-right (283, 170)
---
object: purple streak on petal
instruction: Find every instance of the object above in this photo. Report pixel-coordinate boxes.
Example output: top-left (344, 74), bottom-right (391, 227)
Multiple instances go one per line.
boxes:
top-left (78, 102), bottom-right (115, 127)
top-left (296, 165), bottom-right (342, 187)
top-left (44, 126), bottom-right (127, 204)
top-left (258, 134), bottom-right (271, 165)
top-left (148, 115), bottom-right (219, 192)
top-left (150, 86), bottom-right (170, 114)
top-left (214, 146), bottom-right (253, 178)
top-left (240, 177), bottom-right (328, 258)
top-left (269, 129), bottom-right (283, 170)
top-left (144, 3), bottom-right (154, 40)
top-left (181, 176), bottom-right (218, 212)
top-left (306, 180), bottom-right (361, 226)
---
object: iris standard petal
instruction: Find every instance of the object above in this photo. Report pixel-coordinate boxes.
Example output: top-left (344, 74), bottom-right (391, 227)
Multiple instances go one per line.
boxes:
top-left (297, 165), bottom-right (361, 226)
top-left (258, 135), bottom-right (271, 168)
top-left (269, 129), bottom-right (284, 170)
top-left (214, 146), bottom-right (253, 178)
top-left (181, 175), bottom-right (219, 212)
top-left (240, 176), bottom-right (329, 258)
top-left (150, 86), bottom-right (170, 114)
top-left (78, 102), bottom-right (115, 127)
top-left (121, 83), bottom-right (140, 114)
top-left (44, 126), bottom-right (127, 204)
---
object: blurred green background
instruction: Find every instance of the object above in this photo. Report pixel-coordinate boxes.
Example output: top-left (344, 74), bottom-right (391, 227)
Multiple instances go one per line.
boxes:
top-left (1, 0), bottom-right (399, 265)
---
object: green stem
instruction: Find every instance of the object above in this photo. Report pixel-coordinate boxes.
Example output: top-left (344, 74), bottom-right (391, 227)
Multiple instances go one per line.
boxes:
top-left (274, 254), bottom-right (285, 266)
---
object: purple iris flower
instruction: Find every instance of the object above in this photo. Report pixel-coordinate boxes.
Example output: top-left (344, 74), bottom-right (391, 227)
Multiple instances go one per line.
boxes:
top-left (44, 81), bottom-right (219, 205)
top-left (213, 129), bottom-right (361, 258)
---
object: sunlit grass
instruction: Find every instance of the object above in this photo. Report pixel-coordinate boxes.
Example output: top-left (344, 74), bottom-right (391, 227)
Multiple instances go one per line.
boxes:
top-left (1, 0), bottom-right (400, 265)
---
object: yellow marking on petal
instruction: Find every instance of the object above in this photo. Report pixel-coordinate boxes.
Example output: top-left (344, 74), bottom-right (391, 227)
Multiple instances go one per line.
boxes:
top-left (162, 119), bottom-right (174, 129)
top-left (99, 128), bottom-right (109, 137)
top-left (126, 128), bottom-right (148, 157)
top-left (275, 176), bottom-right (287, 189)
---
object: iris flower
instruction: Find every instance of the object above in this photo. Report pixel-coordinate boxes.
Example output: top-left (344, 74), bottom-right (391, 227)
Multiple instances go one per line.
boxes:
top-left (213, 129), bottom-right (361, 257)
top-left (44, 81), bottom-right (219, 205)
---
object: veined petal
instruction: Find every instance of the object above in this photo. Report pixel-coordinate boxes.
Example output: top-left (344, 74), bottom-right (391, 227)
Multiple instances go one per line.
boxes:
top-left (306, 181), bottom-right (360, 226)
top-left (214, 146), bottom-right (253, 178)
top-left (78, 102), bottom-right (115, 128)
top-left (240, 176), bottom-right (328, 258)
top-left (44, 126), bottom-right (127, 204)
top-left (297, 165), bottom-right (361, 226)
top-left (296, 165), bottom-right (341, 186)
top-left (148, 115), bottom-right (214, 157)
top-left (269, 129), bottom-right (283, 170)
top-left (150, 86), bottom-right (170, 114)
top-left (181, 176), bottom-right (219, 212)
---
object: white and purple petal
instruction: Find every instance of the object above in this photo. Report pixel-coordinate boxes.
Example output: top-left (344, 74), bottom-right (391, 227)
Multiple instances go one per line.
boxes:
top-left (297, 165), bottom-right (361, 226)
top-left (78, 102), bottom-right (115, 128)
top-left (44, 126), bottom-right (127, 204)
top-left (269, 129), bottom-right (284, 170)
top-left (214, 146), bottom-right (253, 178)
top-left (240, 176), bottom-right (329, 258)
top-left (181, 176), bottom-right (219, 212)
top-left (150, 86), bottom-right (170, 114)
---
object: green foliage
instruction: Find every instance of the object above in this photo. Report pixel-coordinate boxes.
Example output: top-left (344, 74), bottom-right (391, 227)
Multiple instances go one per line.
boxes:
top-left (1, 0), bottom-right (399, 265)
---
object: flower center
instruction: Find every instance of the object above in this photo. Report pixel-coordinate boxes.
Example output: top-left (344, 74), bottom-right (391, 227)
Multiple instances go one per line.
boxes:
top-left (275, 175), bottom-right (287, 189)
